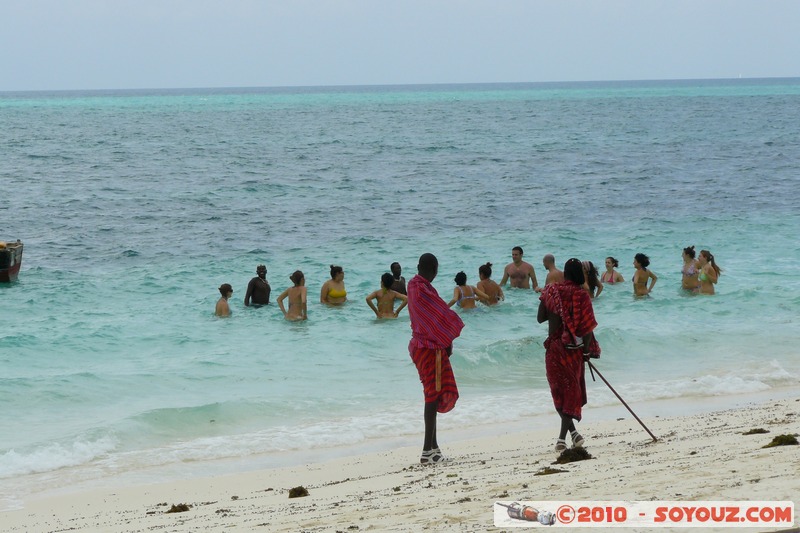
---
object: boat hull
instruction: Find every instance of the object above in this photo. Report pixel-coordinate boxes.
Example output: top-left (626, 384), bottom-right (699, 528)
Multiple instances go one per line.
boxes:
top-left (0, 241), bottom-right (23, 282)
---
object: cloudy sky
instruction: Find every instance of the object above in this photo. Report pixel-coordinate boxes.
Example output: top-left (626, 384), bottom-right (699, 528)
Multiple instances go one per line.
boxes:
top-left (2, 0), bottom-right (798, 91)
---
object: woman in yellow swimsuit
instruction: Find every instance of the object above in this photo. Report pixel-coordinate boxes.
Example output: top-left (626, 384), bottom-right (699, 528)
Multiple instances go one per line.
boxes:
top-left (320, 264), bottom-right (347, 305)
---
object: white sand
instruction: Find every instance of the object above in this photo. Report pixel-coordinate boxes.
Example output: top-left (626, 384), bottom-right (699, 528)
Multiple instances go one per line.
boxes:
top-left (3, 394), bottom-right (799, 532)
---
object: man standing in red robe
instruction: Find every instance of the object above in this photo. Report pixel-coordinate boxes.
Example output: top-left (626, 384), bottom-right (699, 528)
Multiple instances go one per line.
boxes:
top-left (407, 253), bottom-right (465, 464)
top-left (538, 258), bottom-right (601, 453)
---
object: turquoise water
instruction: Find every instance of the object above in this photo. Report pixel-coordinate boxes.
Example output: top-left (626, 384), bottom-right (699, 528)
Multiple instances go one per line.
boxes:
top-left (2, 79), bottom-right (799, 509)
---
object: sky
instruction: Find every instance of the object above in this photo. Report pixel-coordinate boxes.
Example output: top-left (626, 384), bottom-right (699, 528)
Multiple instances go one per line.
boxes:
top-left (1, 0), bottom-right (799, 92)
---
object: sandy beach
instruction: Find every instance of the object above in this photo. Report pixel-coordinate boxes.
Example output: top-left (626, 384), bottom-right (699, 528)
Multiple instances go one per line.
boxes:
top-left (3, 393), bottom-right (798, 532)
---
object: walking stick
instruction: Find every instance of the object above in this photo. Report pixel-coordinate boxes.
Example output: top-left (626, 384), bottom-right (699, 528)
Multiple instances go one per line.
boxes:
top-left (586, 360), bottom-right (658, 442)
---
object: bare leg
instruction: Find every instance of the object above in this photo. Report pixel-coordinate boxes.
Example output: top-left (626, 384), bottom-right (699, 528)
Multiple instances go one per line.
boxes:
top-left (558, 411), bottom-right (576, 440)
top-left (423, 400), bottom-right (439, 451)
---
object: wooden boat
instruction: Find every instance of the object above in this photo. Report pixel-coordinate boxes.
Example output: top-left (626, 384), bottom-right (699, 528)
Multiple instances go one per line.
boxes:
top-left (0, 240), bottom-right (23, 282)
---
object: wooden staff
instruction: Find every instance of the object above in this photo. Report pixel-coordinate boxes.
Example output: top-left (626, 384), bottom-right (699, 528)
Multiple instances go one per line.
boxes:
top-left (587, 360), bottom-right (658, 442)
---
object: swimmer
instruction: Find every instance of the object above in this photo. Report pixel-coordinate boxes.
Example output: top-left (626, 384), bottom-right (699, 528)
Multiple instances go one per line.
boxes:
top-left (542, 254), bottom-right (565, 286)
top-left (697, 250), bottom-right (722, 295)
top-left (448, 271), bottom-right (490, 309)
top-left (500, 246), bottom-right (541, 292)
top-left (582, 260), bottom-right (603, 299)
top-left (390, 262), bottom-right (407, 295)
top-left (476, 262), bottom-right (504, 305)
top-left (681, 246), bottom-right (700, 291)
top-left (278, 271), bottom-right (308, 321)
top-left (320, 265), bottom-right (347, 305)
top-left (366, 272), bottom-right (408, 318)
top-left (633, 253), bottom-right (657, 296)
top-left (244, 264), bottom-right (271, 306)
top-left (601, 256), bottom-right (624, 284)
top-left (215, 283), bottom-right (233, 317)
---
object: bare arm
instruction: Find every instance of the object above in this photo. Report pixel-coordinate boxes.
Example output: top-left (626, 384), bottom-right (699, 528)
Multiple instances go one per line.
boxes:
top-left (277, 289), bottom-right (289, 316)
top-left (393, 291), bottom-right (408, 316)
top-left (648, 270), bottom-right (658, 292)
top-left (365, 290), bottom-right (380, 317)
top-left (474, 286), bottom-right (492, 305)
top-left (243, 279), bottom-right (253, 306)
top-left (537, 299), bottom-right (548, 324)
top-left (530, 267), bottom-right (541, 292)
top-left (594, 279), bottom-right (604, 298)
top-left (499, 268), bottom-right (509, 287)
top-left (319, 281), bottom-right (328, 304)
top-left (582, 331), bottom-right (596, 357)
top-left (300, 287), bottom-right (308, 319)
top-left (706, 265), bottom-right (719, 284)
top-left (447, 287), bottom-right (460, 308)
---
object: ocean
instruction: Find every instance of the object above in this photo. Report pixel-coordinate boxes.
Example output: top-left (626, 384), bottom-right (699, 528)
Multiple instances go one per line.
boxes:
top-left (2, 79), bottom-right (799, 510)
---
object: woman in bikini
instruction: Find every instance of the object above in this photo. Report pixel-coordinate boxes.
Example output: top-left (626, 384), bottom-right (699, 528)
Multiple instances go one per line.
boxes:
top-left (278, 271), bottom-right (308, 321)
top-left (697, 250), bottom-right (722, 295)
top-left (632, 253), bottom-right (658, 297)
top-left (582, 260), bottom-right (603, 298)
top-left (447, 271), bottom-right (490, 309)
top-left (681, 245), bottom-right (700, 291)
top-left (476, 262), bottom-right (504, 305)
top-left (365, 272), bottom-right (408, 318)
top-left (320, 265), bottom-right (347, 306)
top-left (601, 256), bottom-right (624, 285)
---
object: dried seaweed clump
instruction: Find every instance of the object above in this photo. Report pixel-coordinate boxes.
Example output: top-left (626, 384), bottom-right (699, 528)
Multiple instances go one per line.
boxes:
top-left (742, 428), bottom-right (769, 435)
top-left (762, 434), bottom-right (799, 448)
top-left (554, 447), bottom-right (593, 464)
top-left (534, 467), bottom-right (568, 476)
top-left (289, 486), bottom-right (310, 498)
top-left (165, 503), bottom-right (191, 513)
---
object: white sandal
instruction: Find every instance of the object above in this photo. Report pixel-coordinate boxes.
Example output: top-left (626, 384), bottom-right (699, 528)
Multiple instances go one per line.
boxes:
top-left (420, 448), bottom-right (451, 464)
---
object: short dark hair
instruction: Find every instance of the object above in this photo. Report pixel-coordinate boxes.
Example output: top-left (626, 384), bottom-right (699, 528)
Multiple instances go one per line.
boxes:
top-left (683, 246), bottom-right (696, 259)
top-left (418, 253), bottom-right (438, 278)
top-left (563, 258), bottom-right (585, 285)
top-left (454, 271), bottom-right (467, 286)
top-left (635, 253), bottom-right (650, 268)
top-left (218, 283), bottom-right (233, 296)
top-left (381, 272), bottom-right (394, 289)
top-left (513, 246), bottom-right (523, 255)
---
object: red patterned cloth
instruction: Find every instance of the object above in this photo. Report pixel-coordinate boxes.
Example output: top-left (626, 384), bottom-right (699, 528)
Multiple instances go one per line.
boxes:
top-left (540, 281), bottom-right (600, 421)
top-left (408, 274), bottom-right (464, 413)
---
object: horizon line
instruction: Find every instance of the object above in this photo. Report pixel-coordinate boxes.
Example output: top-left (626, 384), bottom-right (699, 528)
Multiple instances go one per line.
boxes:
top-left (2, 76), bottom-right (799, 95)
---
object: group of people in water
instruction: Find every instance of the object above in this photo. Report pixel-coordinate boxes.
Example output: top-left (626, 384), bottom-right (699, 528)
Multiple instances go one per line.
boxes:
top-left (212, 246), bottom-right (722, 461)
top-left (214, 245), bottom-right (722, 317)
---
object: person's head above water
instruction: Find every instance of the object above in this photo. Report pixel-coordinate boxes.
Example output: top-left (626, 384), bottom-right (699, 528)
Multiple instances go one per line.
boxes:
top-left (563, 258), bottom-right (585, 285)
top-left (417, 253), bottom-right (438, 282)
